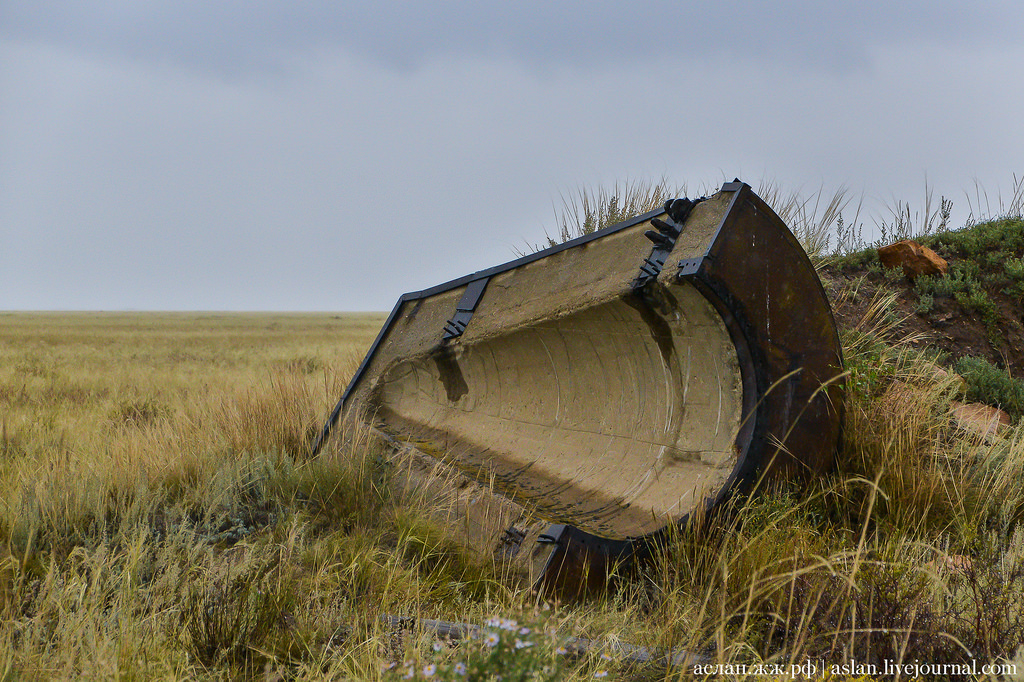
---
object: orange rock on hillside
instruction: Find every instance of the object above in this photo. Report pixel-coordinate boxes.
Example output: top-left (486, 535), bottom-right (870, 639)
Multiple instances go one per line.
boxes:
top-left (877, 239), bottom-right (948, 279)
top-left (950, 401), bottom-right (1011, 441)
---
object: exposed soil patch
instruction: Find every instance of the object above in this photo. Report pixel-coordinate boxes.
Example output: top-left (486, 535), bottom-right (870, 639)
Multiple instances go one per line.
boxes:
top-left (819, 218), bottom-right (1024, 379)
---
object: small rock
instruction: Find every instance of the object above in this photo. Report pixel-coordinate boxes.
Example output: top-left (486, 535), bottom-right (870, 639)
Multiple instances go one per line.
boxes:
top-left (877, 240), bottom-right (948, 279)
top-left (932, 312), bottom-right (955, 329)
top-left (950, 401), bottom-right (1011, 441)
top-left (925, 554), bottom-right (974, 582)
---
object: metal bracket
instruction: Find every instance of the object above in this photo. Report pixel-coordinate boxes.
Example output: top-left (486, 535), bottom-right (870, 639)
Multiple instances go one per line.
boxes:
top-left (442, 277), bottom-right (490, 341)
top-left (632, 198), bottom-right (699, 289)
top-left (533, 524), bottom-right (634, 600)
top-left (495, 525), bottom-right (527, 559)
top-left (677, 257), bottom-right (703, 277)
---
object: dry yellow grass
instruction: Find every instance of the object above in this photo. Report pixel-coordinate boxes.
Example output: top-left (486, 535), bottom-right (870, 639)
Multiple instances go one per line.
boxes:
top-left (0, 312), bottom-right (389, 677)
top-left (0, 311), bottom-right (592, 679)
top-left (0, 311), bottom-right (383, 443)
top-left (4, 296), bottom-right (1024, 680)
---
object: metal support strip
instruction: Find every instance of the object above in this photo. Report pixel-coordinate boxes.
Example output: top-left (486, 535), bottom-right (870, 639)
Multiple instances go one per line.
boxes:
top-left (442, 276), bottom-right (490, 340)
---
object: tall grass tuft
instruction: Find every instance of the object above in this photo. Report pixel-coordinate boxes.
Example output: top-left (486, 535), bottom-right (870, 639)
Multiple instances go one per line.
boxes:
top-left (876, 178), bottom-right (954, 244)
top-left (965, 173), bottom-right (1024, 225)
top-left (548, 178), bottom-right (687, 244)
top-left (533, 177), bottom-right (860, 261)
top-left (757, 179), bottom-right (860, 260)
top-left (517, 178), bottom-right (699, 254)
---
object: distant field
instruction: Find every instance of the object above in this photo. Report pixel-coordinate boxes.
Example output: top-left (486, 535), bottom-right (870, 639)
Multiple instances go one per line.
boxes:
top-left (0, 311), bottom-right (386, 459)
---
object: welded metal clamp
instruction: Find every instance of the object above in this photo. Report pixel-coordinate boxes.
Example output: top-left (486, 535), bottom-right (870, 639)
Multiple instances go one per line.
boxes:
top-left (632, 198), bottom-right (699, 289)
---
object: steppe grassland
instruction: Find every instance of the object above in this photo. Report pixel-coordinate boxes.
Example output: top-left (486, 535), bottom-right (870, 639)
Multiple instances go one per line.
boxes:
top-left (0, 311), bottom-right (385, 532)
top-left (2, 311), bottom-right (380, 468)
top-left (0, 311), bottom-right (382, 442)
top-left (0, 312), bottom-right (393, 674)
top-left (6, 177), bottom-right (1024, 679)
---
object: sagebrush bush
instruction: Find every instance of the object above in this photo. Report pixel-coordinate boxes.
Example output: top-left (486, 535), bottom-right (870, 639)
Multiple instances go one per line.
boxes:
top-left (915, 291), bottom-right (935, 314)
top-left (914, 268), bottom-right (999, 326)
top-left (955, 355), bottom-right (1024, 419)
top-left (1005, 255), bottom-right (1024, 281)
top-left (922, 217), bottom-right (1024, 257)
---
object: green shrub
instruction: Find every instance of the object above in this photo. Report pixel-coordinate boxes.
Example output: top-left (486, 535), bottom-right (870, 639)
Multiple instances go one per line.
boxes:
top-left (954, 287), bottom-right (997, 324)
top-left (1005, 255), bottom-right (1024, 280)
top-left (914, 269), bottom-right (997, 326)
top-left (915, 293), bottom-right (934, 315)
top-left (883, 264), bottom-right (906, 282)
top-left (954, 259), bottom-right (983, 280)
top-left (1004, 255), bottom-right (1024, 299)
top-left (914, 272), bottom-right (967, 298)
top-left (834, 247), bottom-right (877, 269)
top-left (954, 356), bottom-right (1024, 419)
top-left (921, 217), bottom-right (1024, 256)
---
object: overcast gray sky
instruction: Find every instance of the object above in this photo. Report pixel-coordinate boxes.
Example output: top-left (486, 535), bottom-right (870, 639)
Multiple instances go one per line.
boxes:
top-left (3, 1), bottom-right (1023, 311)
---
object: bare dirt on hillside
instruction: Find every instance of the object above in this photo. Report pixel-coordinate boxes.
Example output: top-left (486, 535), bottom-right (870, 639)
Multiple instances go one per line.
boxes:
top-left (819, 261), bottom-right (1024, 378)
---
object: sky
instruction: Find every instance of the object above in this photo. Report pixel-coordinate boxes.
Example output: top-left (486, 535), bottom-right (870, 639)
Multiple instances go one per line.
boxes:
top-left (2, 1), bottom-right (1023, 311)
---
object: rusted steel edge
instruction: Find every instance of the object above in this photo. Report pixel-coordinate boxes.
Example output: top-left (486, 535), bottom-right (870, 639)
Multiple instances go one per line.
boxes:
top-left (383, 615), bottom-right (710, 669)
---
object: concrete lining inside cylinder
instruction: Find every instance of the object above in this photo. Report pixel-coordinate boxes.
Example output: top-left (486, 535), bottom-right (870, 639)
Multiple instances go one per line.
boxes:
top-left (370, 279), bottom-right (744, 539)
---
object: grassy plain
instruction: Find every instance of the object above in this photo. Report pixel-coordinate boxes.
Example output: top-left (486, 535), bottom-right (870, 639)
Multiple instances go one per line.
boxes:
top-left (0, 312), bottom-right (614, 679)
top-left (0, 312), bottom-right (394, 678)
top-left (0, 311), bottom-right (382, 444)
top-left (6, 196), bottom-right (1024, 680)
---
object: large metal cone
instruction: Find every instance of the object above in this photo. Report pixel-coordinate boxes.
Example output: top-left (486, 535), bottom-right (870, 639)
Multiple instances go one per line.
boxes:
top-left (319, 181), bottom-right (844, 544)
